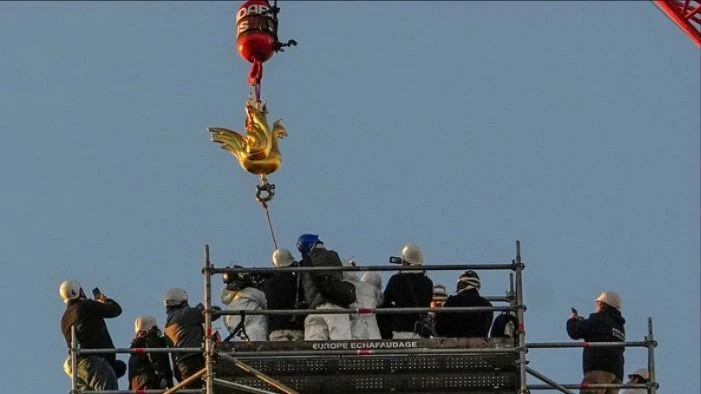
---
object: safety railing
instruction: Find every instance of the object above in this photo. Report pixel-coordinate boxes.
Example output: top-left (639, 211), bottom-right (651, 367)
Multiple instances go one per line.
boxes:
top-left (65, 240), bottom-right (659, 394)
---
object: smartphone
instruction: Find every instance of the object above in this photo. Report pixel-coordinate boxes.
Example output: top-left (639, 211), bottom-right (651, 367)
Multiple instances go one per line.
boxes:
top-left (92, 287), bottom-right (101, 298)
top-left (571, 307), bottom-right (578, 315)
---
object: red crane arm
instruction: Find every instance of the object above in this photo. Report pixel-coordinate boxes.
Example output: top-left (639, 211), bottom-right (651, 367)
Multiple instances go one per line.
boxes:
top-left (653, 0), bottom-right (701, 47)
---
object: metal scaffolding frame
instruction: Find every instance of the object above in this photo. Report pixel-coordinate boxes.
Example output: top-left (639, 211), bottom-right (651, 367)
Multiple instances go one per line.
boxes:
top-left (67, 240), bottom-right (659, 394)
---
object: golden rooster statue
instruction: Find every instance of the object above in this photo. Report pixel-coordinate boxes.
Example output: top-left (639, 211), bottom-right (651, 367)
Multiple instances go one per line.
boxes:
top-left (209, 95), bottom-right (287, 181)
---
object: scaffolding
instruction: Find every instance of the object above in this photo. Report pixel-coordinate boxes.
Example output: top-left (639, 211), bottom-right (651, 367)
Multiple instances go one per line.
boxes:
top-left (67, 241), bottom-right (659, 394)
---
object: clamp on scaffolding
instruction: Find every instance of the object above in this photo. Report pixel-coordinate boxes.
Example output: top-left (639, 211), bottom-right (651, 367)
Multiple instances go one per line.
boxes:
top-left (66, 240), bottom-right (659, 394)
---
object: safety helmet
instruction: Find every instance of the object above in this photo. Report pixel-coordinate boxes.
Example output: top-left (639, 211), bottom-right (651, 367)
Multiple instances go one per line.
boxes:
top-left (59, 280), bottom-right (83, 303)
top-left (360, 272), bottom-right (383, 290)
top-left (627, 368), bottom-right (649, 382)
top-left (401, 244), bottom-right (423, 265)
top-left (63, 356), bottom-right (73, 377)
top-left (595, 291), bottom-right (622, 310)
top-left (272, 248), bottom-right (295, 267)
top-left (297, 233), bottom-right (321, 254)
top-left (457, 270), bottom-right (481, 291)
top-left (164, 288), bottom-right (188, 307)
top-left (134, 315), bottom-right (158, 333)
top-left (432, 284), bottom-right (448, 301)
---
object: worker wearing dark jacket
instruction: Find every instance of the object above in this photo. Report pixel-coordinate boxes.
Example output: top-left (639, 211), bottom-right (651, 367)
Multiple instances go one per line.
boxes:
top-left (264, 248), bottom-right (305, 341)
top-left (298, 234), bottom-right (354, 340)
top-left (383, 244), bottom-right (434, 339)
top-left (435, 270), bottom-right (493, 338)
top-left (60, 280), bottom-right (125, 391)
top-left (128, 315), bottom-right (174, 390)
top-left (163, 288), bottom-right (221, 387)
top-left (567, 291), bottom-right (626, 394)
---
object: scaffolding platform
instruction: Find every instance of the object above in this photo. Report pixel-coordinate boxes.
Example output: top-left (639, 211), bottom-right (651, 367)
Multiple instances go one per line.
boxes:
top-left (214, 338), bottom-right (519, 393)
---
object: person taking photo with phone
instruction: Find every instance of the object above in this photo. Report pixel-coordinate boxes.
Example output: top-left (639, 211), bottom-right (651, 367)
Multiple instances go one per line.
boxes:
top-left (567, 291), bottom-right (626, 394)
top-left (59, 281), bottom-right (126, 391)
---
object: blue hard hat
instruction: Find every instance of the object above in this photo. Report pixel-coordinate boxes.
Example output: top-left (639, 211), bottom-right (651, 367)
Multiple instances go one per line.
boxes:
top-left (297, 233), bottom-right (320, 253)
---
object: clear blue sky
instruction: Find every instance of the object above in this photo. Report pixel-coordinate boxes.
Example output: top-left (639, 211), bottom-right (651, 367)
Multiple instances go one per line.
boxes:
top-left (0, 1), bottom-right (698, 392)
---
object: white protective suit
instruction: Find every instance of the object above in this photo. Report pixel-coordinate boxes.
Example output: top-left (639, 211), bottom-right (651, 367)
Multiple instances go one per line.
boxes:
top-left (347, 271), bottom-right (383, 340)
top-left (221, 286), bottom-right (268, 341)
top-left (304, 302), bottom-right (352, 340)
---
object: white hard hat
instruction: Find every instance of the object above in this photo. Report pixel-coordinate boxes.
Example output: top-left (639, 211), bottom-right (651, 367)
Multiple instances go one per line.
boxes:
top-left (63, 356), bottom-right (72, 377)
top-left (360, 272), bottom-right (383, 289)
top-left (272, 248), bottom-right (295, 267)
top-left (628, 368), bottom-right (649, 381)
top-left (164, 288), bottom-right (188, 307)
top-left (134, 315), bottom-right (158, 333)
top-left (595, 291), bottom-right (622, 310)
top-left (59, 280), bottom-right (83, 303)
top-left (401, 244), bottom-right (423, 266)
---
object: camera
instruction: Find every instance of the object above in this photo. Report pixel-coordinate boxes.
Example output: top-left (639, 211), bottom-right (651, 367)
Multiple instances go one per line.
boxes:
top-left (389, 256), bottom-right (403, 265)
top-left (92, 287), bottom-right (101, 298)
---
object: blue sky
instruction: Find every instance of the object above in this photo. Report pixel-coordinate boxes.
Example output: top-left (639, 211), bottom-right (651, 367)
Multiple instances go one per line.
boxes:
top-left (0, 1), bottom-right (698, 392)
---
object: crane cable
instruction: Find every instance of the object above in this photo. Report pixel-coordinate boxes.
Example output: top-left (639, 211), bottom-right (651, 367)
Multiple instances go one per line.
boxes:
top-left (260, 200), bottom-right (278, 250)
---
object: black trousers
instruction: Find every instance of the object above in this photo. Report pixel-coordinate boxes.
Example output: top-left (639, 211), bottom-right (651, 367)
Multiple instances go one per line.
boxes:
top-left (175, 355), bottom-right (204, 388)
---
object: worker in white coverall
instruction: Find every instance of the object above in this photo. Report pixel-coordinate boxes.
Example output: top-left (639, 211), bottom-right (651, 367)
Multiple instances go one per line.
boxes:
top-left (298, 233), bottom-right (353, 340)
top-left (350, 271), bottom-right (384, 340)
top-left (220, 266), bottom-right (268, 341)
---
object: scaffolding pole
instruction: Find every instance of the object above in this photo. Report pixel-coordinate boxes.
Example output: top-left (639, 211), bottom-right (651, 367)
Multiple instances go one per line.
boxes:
top-left (78, 347), bottom-right (201, 355)
top-left (527, 383), bottom-right (649, 390)
top-left (203, 245), bottom-right (214, 394)
top-left (212, 263), bottom-right (516, 274)
top-left (216, 305), bottom-right (513, 316)
top-left (70, 325), bottom-right (78, 394)
top-left (647, 317), bottom-right (658, 394)
top-left (514, 240), bottom-right (528, 394)
top-left (526, 341), bottom-right (650, 349)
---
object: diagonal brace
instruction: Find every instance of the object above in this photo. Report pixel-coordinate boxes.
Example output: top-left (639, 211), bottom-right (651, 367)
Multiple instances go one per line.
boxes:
top-left (526, 366), bottom-right (576, 394)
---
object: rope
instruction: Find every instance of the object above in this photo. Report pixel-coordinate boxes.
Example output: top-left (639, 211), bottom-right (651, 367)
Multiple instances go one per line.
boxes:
top-left (260, 201), bottom-right (278, 250)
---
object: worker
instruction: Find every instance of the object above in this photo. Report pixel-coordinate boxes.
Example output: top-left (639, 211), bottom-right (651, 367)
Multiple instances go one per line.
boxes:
top-left (128, 315), bottom-right (174, 390)
top-left (567, 291), bottom-right (626, 394)
top-left (383, 244), bottom-right (434, 339)
top-left (490, 309), bottom-right (519, 343)
top-left (163, 288), bottom-right (221, 388)
top-left (435, 270), bottom-right (493, 338)
top-left (60, 280), bottom-right (125, 391)
top-left (221, 265), bottom-right (268, 341)
top-left (350, 271), bottom-right (383, 339)
top-left (298, 233), bottom-right (354, 340)
top-left (263, 248), bottom-right (306, 341)
top-left (619, 368), bottom-right (650, 394)
top-left (431, 284), bottom-right (448, 309)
